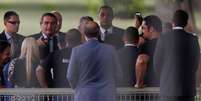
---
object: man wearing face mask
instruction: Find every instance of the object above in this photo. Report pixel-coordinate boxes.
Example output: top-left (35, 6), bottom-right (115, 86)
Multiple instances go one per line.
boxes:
top-left (0, 11), bottom-right (25, 59)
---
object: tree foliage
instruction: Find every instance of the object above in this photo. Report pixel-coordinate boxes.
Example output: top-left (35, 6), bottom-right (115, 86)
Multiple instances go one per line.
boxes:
top-left (85, 0), bottom-right (157, 18)
top-left (102, 0), bottom-right (146, 18)
top-left (85, 0), bottom-right (103, 15)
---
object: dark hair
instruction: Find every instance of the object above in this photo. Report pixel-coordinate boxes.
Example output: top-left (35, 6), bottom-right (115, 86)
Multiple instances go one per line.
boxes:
top-left (172, 9), bottom-right (188, 27)
top-left (40, 13), bottom-right (57, 24)
top-left (4, 11), bottom-right (19, 21)
top-left (65, 28), bottom-right (82, 44)
top-left (124, 27), bottom-right (139, 44)
top-left (0, 41), bottom-right (10, 53)
top-left (99, 5), bottom-right (113, 15)
top-left (143, 15), bottom-right (162, 33)
top-left (84, 21), bottom-right (100, 38)
top-left (80, 16), bottom-right (94, 23)
top-left (134, 13), bottom-right (143, 27)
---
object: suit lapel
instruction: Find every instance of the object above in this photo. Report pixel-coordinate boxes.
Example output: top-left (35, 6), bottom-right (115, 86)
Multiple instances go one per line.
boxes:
top-left (53, 36), bottom-right (59, 51)
top-left (0, 31), bottom-right (8, 41)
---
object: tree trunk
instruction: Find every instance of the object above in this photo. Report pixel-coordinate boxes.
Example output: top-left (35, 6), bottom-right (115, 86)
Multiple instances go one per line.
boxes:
top-left (155, 0), bottom-right (199, 34)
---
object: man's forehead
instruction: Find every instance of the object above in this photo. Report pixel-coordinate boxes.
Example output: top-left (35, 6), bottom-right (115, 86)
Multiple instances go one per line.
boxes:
top-left (42, 16), bottom-right (56, 22)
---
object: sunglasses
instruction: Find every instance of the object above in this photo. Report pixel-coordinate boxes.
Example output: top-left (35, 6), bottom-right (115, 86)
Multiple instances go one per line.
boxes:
top-left (7, 21), bottom-right (20, 25)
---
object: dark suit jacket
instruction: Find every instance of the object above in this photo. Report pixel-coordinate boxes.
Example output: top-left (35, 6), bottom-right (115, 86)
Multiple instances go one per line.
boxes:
top-left (41, 48), bottom-right (72, 88)
top-left (52, 48), bottom-right (72, 88)
top-left (101, 26), bottom-right (124, 50)
top-left (118, 46), bottom-right (139, 87)
top-left (0, 31), bottom-right (25, 59)
top-left (154, 29), bottom-right (200, 96)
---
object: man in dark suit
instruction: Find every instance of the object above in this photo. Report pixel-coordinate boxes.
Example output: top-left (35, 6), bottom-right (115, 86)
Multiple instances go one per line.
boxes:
top-left (33, 13), bottom-right (59, 88)
top-left (52, 28), bottom-right (82, 88)
top-left (98, 5), bottom-right (124, 50)
top-left (0, 11), bottom-right (25, 59)
top-left (30, 13), bottom-right (59, 59)
top-left (67, 21), bottom-right (122, 101)
top-left (118, 27), bottom-right (139, 87)
top-left (154, 10), bottom-right (200, 101)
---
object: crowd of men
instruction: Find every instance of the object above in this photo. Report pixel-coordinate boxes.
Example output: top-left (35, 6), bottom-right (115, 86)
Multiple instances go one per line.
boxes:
top-left (0, 5), bottom-right (200, 101)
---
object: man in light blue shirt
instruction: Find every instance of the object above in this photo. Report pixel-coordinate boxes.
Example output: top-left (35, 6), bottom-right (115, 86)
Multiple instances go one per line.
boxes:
top-left (67, 21), bottom-right (122, 101)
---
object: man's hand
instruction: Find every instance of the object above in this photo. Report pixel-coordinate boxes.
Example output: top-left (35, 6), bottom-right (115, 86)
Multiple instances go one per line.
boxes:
top-left (37, 38), bottom-right (48, 46)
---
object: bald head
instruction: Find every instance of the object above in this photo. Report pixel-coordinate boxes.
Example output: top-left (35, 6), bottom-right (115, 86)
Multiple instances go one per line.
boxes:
top-left (84, 21), bottom-right (100, 38)
top-left (51, 11), bottom-right (62, 32)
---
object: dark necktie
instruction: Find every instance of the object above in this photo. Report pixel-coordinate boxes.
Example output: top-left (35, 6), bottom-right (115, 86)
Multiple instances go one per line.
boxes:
top-left (102, 30), bottom-right (108, 41)
top-left (8, 37), bottom-right (15, 57)
top-left (49, 37), bottom-right (54, 53)
top-left (48, 36), bottom-right (58, 53)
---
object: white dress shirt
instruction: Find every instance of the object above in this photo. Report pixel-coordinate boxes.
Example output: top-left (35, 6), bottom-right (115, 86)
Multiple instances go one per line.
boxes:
top-left (100, 26), bottom-right (113, 41)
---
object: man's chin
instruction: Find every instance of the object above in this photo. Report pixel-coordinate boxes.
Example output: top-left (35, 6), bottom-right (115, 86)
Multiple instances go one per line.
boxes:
top-left (46, 32), bottom-right (55, 36)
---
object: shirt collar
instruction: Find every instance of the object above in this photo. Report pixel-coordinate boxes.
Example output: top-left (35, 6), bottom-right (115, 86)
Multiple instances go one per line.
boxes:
top-left (4, 31), bottom-right (12, 40)
top-left (173, 26), bottom-right (184, 30)
top-left (100, 26), bottom-right (113, 34)
top-left (125, 44), bottom-right (137, 47)
top-left (173, 26), bottom-right (197, 36)
top-left (85, 36), bottom-right (98, 42)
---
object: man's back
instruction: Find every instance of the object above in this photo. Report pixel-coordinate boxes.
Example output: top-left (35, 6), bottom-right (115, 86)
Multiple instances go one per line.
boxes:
top-left (118, 46), bottom-right (139, 86)
top-left (67, 39), bottom-right (121, 101)
top-left (155, 29), bottom-right (200, 96)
